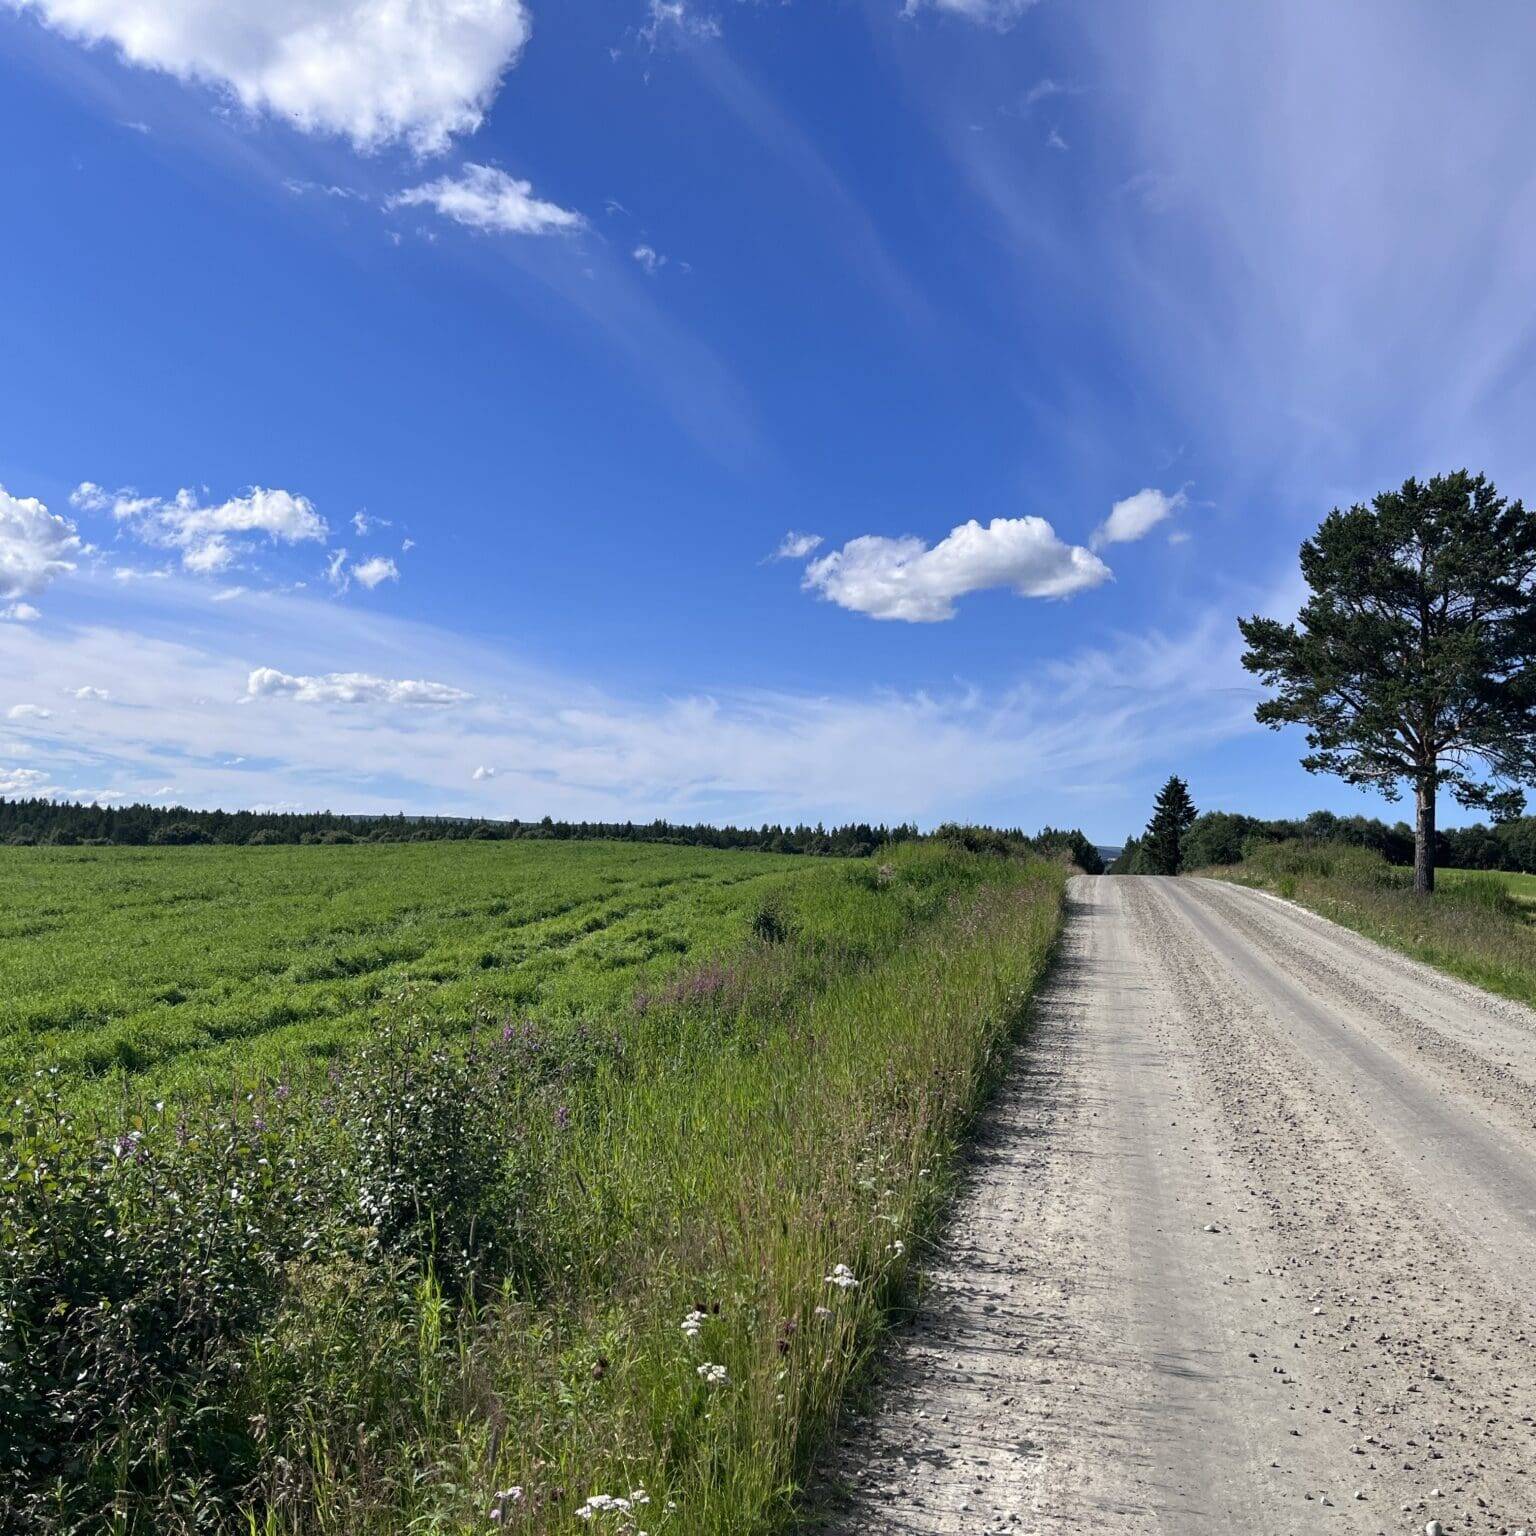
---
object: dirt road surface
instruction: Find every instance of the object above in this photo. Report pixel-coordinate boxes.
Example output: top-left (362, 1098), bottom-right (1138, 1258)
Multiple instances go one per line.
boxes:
top-left (819, 875), bottom-right (1536, 1535)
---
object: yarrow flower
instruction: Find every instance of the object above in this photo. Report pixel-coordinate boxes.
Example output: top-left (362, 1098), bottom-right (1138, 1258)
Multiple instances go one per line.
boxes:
top-left (575, 1489), bottom-right (650, 1521)
top-left (825, 1263), bottom-right (859, 1291)
top-left (680, 1309), bottom-right (707, 1339)
top-left (696, 1361), bottom-right (728, 1385)
top-left (488, 1486), bottom-right (523, 1523)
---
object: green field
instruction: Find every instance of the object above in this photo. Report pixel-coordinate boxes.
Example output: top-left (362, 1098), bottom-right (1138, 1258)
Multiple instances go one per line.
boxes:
top-left (1, 839), bottom-right (1066, 1535)
top-left (1204, 842), bottom-right (1536, 1008)
top-left (0, 840), bottom-right (819, 1099)
top-left (1439, 865), bottom-right (1536, 908)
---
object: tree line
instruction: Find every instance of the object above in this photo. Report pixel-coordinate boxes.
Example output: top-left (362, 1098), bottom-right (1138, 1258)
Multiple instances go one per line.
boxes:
top-left (1111, 800), bottom-right (1536, 876)
top-left (0, 798), bottom-right (920, 858)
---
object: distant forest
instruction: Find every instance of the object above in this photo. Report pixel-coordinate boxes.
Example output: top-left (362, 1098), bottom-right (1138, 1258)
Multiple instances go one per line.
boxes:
top-left (0, 796), bottom-right (924, 857)
top-left (0, 797), bottom-right (1117, 870)
top-left (1112, 807), bottom-right (1536, 876)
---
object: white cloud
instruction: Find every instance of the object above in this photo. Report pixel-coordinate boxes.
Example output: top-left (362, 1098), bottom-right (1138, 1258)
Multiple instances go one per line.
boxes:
top-left (352, 510), bottom-right (390, 536)
top-left (632, 243), bottom-right (665, 275)
top-left (1091, 487), bottom-right (1186, 550)
top-left (1, 485), bottom-right (83, 599)
top-left (1021, 78), bottom-right (1073, 110)
top-left (246, 667), bottom-right (470, 707)
top-left (351, 555), bottom-right (399, 589)
top-left (803, 516), bottom-right (1109, 622)
top-left (770, 530), bottom-right (823, 561)
top-left (1046, 128), bottom-right (1069, 152)
top-left (0, 766), bottom-right (50, 795)
top-left (640, 1), bottom-right (722, 47)
top-left (325, 548), bottom-right (350, 589)
top-left (472, 764), bottom-right (496, 780)
top-left (392, 163), bottom-right (583, 236)
top-left (7, 704), bottom-right (53, 720)
top-left (4, 0), bottom-right (532, 153)
top-left (77, 482), bottom-right (327, 573)
top-left (0, 576), bottom-right (1267, 832)
top-left (72, 686), bottom-right (110, 701)
top-left (2, 602), bottom-right (42, 622)
top-left (901, 0), bottom-right (1036, 27)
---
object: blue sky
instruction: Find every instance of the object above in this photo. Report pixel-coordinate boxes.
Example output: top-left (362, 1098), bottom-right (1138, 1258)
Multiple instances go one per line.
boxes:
top-left (3, 0), bottom-right (1534, 841)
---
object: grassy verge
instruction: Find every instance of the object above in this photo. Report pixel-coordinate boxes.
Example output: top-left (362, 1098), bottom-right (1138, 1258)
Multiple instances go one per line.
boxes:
top-left (1199, 840), bottom-right (1536, 1008)
top-left (2, 844), bottom-right (1064, 1534)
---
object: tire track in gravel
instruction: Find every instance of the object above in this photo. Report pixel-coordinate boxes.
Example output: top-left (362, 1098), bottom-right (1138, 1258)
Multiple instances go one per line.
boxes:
top-left (817, 875), bottom-right (1536, 1536)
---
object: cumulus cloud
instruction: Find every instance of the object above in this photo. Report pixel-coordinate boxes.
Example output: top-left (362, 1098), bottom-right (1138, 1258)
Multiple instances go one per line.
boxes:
top-left (392, 163), bottom-right (583, 236)
top-left (7, 704), bottom-right (53, 720)
top-left (632, 243), bottom-right (665, 275)
top-left (72, 686), bottom-right (110, 701)
top-left (770, 530), bottom-right (823, 561)
top-left (246, 667), bottom-right (470, 707)
top-left (2, 0), bottom-right (532, 153)
top-left (351, 555), bottom-right (399, 589)
top-left (3, 602), bottom-right (42, 622)
top-left (351, 511), bottom-right (390, 536)
top-left (803, 516), bottom-right (1109, 622)
top-left (472, 764), bottom-right (496, 780)
top-left (75, 482), bottom-right (327, 574)
top-left (1, 485), bottom-right (83, 600)
top-left (1091, 487), bottom-right (1186, 550)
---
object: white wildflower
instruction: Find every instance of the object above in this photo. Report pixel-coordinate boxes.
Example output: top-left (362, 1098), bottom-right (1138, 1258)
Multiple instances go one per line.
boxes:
top-left (576, 1493), bottom-right (634, 1520)
top-left (825, 1263), bottom-right (859, 1291)
top-left (696, 1361), bottom-right (728, 1385)
top-left (680, 1309), bottom-right (706, 1339)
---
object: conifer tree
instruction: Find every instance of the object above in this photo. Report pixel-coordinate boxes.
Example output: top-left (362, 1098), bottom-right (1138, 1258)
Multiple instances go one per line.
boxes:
top-left (1240, 471), bottom-right (1536, 893)
top-left (1143, 776), bottom-right (1197, 875)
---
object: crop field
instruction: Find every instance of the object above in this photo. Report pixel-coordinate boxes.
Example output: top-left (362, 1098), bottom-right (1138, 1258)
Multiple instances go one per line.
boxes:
top-left (0, 839), bottom-right (1066, 1535)
top-left (0, 840), bottom-right (820, 1101)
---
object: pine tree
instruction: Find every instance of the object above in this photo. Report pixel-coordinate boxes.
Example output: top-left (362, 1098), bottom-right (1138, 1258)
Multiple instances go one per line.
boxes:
top-left (1143, 776), bottom-right (1198, 875)
top-left (1240, 472), bottom-right (1536, 894)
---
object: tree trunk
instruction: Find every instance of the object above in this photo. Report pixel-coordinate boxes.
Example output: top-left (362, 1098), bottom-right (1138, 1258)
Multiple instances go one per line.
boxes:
top-left (1414, 779), bottom-right (1437, 895)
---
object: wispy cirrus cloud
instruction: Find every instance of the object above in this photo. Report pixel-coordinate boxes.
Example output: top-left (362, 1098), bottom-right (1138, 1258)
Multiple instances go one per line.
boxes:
top-left (900, 0), bottom-right (1038, 29)
top-left (0, 568), bottom-right (1262, 830)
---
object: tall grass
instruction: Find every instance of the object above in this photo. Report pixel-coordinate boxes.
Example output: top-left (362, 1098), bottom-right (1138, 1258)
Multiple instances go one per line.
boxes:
top-left (1202, 839), bottom-right (1536, 1007)
top-left (2, 844), bottom-right (1065, 1534)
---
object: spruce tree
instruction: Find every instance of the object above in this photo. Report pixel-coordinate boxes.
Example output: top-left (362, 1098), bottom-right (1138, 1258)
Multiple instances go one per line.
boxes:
top-left (1143, 775), bottom-right (1197, 875)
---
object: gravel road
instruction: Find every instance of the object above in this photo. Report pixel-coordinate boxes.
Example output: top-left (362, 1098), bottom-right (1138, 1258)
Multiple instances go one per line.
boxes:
top-left (819, 875), bottom-right (1536, 1535)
